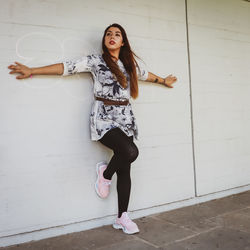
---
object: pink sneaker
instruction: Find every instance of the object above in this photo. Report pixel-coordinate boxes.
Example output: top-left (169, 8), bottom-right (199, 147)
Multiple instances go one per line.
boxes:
top-left (95, 162), bottom-right (112, 199)
top-left (113, 212), bottom-right (140, 234)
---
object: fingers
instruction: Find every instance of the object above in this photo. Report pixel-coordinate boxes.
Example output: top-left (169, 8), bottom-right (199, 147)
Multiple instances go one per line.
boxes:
top-left (16, 75), bottom-right (27, 79)
top-left (8, 62), bottom-right (23, 69)
top-left (166, 84), bottom-right (173, 88)
top-left (8, 65), bottom-right (19, 71)
top-left (167, 74), bottom-right (177, 79)
top-left (167, 77), bottom-right (177, 83)
top-left (9, 69), bottom-right (22, 74)
top-left (8, 63), bottom-right (16, 67)
top-left (9, 70), bottom-right (18, 74)
top-left (8, 63), bottom-right (24, 75)
top-left (8, 65), bottom-right (16, 69)
top-left (15, 61), bottom-right (23, 66)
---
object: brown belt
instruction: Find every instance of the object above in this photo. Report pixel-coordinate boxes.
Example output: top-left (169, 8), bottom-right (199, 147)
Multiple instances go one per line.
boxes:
top-left (95, 96), bottom-right (129, 106)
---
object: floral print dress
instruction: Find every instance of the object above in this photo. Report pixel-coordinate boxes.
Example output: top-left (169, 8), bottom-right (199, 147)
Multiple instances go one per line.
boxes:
top-left (62, 54), bottom-right (148, 141)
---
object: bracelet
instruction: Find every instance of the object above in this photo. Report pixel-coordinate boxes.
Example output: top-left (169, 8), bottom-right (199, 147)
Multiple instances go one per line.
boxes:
top-left (159, 78), bottom-right (168, 87)
top-left (154, 77), bottom-right (168, 87)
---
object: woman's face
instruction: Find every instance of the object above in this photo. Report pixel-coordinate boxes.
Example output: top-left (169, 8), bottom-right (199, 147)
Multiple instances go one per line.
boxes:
top-left (104, 26), bottom-right (124, 52)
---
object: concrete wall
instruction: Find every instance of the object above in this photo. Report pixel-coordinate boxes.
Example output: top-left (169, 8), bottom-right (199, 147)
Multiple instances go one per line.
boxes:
top-left (0, 0), bottom-right (249, 247)
top-left (187, 0), bottom-right (250, 195)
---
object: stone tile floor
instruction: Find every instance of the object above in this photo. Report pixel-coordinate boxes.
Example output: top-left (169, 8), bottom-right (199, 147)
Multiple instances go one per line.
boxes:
top-left (1, 190), bottom-right (250, 250)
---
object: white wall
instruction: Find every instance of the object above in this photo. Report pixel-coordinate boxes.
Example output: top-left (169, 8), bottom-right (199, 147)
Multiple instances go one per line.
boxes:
top-left (187, 0), bottom-right (250, 195)
top-left (0, 0), bottom-right (249, 247)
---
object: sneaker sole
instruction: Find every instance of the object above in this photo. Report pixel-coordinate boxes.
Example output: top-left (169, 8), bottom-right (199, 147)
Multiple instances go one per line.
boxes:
top-left (113, 223), bottom-right (139, 234)
top-left (95, 162), bottom-right (107, 199)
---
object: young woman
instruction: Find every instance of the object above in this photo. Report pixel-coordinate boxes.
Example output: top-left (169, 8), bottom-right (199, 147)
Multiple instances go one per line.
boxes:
top-left (8, 23), bottom-right (177, 235)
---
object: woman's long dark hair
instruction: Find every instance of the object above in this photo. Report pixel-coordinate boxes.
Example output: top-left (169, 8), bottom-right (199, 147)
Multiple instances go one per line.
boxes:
top-left (102, 23), bottom-right (141, 99)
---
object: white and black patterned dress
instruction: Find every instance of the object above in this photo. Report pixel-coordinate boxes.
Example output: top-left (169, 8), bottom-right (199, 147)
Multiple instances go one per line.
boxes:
top-left (62, 54), bottom-right (148, 141)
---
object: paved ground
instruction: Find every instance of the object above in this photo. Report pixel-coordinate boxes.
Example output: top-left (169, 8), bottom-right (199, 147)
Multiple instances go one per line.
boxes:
top-left (1, 190), bottom-right (250, 250)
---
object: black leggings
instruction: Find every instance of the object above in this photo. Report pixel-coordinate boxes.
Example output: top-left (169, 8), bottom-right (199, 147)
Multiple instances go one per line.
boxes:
top-left (98, 127), bottom-right (139, 218)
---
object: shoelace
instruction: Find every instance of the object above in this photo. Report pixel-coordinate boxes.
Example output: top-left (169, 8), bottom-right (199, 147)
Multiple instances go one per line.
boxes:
top-left (99, 165), bottom-right (111, 186)
top-left (103, 180), bottom-right (112, 186)
top-left (123, 213), bottom-right (133, 224)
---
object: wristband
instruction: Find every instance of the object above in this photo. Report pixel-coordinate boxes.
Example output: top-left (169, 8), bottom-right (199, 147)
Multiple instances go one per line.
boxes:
top-left (30, 74), bottom-right (32, 78)
top-left (159, 79), bottom-right (167, 87)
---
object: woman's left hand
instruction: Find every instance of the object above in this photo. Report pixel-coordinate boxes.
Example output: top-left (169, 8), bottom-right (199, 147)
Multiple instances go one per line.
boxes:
top-left (164, 74), bottom-right (178, 88)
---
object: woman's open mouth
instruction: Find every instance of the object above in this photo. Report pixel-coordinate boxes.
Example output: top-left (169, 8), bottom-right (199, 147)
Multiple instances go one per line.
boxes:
top-left (109, 41), bottom-right (115, 45)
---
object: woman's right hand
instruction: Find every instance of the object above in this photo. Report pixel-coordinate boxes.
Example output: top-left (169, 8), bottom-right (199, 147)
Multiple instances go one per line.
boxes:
top-left (8, 62), bottom-right (32, 79)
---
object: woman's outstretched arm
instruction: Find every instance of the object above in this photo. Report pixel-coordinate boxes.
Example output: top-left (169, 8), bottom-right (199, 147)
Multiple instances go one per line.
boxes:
top-left (145, 72), bottom-right (177, 88)
top-left (8, 61), bottom-right (64, 80)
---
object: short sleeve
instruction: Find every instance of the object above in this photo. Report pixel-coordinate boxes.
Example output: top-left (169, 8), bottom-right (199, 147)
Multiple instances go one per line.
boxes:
top-left (62, 54), bottom-right (95, 76)
top-left (135, 59), bottom-right (149, 81)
